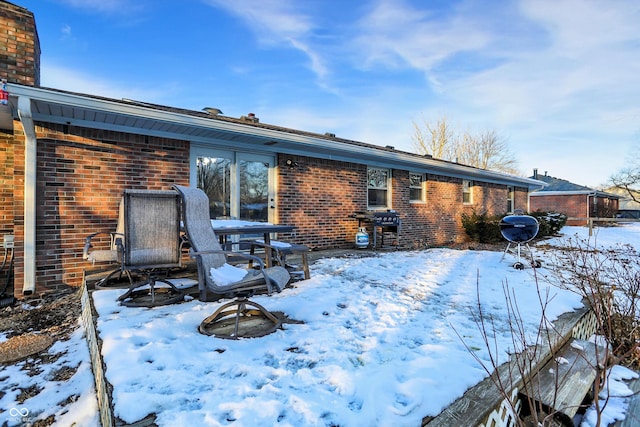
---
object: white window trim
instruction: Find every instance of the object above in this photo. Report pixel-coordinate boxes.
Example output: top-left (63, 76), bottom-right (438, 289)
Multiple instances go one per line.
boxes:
top-left (463, 180), bottom-right (473, 205)
top-left (410, 172), bottom-right (426, 203)
top-left (367, 167), bottom-right (391, 210)
top-left (507, 186), bottom-right (515, 213)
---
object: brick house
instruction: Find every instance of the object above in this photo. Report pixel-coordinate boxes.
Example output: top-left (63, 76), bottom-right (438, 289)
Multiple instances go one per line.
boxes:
top-left (0, 0), bottom-right (545, 297)
top-left (528, 170), bottom-right (620, 225)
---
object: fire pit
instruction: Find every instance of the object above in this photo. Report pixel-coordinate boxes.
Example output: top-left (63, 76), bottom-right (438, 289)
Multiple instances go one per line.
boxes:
top-left (499, 214), bottom-right (541, 269)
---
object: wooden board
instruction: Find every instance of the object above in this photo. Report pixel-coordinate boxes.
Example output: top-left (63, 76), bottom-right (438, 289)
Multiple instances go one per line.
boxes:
top-left (523, 338), bottom-right (606, 419)
top-left (613, 376), bottom-right (640, 427)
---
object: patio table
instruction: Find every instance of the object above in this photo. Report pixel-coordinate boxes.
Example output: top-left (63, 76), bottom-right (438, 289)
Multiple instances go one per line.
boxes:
top-left (211, 220), bottom-right (295, 267)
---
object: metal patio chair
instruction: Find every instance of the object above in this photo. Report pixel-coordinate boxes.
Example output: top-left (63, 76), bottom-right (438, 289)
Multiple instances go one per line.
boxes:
top-left (173, 184), bottom-right (290, 339)
top-left (116, 189), bottom-right (186, 307)
top-left (83, 198), bottom-right (133, 288)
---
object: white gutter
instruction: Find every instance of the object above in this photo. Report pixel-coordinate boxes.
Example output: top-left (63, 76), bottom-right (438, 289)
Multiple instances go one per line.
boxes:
top-left (7, 84), bottom-right (546, 190)
top-left (17, 96), bottom-right (36, 295)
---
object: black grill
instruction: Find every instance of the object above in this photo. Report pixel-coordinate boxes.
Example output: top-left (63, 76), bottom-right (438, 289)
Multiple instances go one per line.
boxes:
top-left (499, 215), bottom-right (539, 243)
top-left (351, 211), bottom-right (401, 249)
top-left (373, 212), bottom-right (400, 226)
top-left (499, 214), bottom-right (541, 269)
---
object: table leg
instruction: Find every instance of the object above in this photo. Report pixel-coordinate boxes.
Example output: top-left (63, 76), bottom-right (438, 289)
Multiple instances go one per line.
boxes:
top-left (263, 233), bottom-right (272, 267)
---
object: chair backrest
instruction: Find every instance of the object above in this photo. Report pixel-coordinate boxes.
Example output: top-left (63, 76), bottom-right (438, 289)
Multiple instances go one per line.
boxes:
top-left (173, 185), bottom-right (227, 272)
top-left (123, 189), bottom-right (182, 269)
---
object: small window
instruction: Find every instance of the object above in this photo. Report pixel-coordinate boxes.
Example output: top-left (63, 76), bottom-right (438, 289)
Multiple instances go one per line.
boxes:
top-left (368, 167), bottom-right (390, 209)
top-left (410, 173), bottom-right (426, 202)
top-left (462, 180), bottom-right (473, 204)
top-left (507, 186), bottom-right (514, 213)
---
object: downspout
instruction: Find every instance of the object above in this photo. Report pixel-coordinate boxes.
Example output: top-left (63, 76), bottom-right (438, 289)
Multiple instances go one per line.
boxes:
top-left (17, 96), bottom-right (36, 295)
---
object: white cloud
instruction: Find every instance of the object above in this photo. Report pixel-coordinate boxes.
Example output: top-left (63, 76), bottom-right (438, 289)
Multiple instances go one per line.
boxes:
top-left (352, 0), bottom-right (492, 76)
top-left (203, 0), bottom-right (329, 80)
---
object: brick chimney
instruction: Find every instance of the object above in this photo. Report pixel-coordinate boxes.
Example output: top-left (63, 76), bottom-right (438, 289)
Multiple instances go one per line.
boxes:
top-left (0, 0), bottom-right (41, 86)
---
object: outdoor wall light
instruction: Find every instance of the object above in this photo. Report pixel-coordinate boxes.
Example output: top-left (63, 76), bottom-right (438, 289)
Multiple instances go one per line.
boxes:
top-left (285, 159), bottom-right (299, 169)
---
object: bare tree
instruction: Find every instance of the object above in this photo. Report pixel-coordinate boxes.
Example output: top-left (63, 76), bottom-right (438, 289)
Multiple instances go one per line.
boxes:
top-left (610, 167), bottom-right (640, 203)
top-left (412, 115), bottom-right (454, 160)
top-left (609, 145), bottom-right (640, 203)
top-left (412, 116), bottom-right (520, 174)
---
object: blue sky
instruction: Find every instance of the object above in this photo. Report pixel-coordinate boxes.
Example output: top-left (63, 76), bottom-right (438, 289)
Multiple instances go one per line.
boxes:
top-left (16, 0), bottom-right (640, 187)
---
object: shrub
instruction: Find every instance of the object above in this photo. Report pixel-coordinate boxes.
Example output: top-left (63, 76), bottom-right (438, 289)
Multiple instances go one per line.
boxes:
top-left (461, 210), bottom-right (567, 243)
top-left (460, 210), bottom-right (503, 243)
top-left (529, 211), bottom-right (567, 236)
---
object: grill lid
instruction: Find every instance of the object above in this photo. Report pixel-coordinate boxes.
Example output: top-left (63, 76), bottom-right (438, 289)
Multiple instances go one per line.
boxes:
top-left (499, 215), bottom-right (539, 243)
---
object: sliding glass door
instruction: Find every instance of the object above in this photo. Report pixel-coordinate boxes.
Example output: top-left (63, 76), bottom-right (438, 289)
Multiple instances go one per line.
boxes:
top-left (192, 147), bottom-right (275, 222)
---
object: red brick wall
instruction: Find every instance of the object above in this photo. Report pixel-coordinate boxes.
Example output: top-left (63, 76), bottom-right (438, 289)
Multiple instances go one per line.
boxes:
top-left (515, 188), bottom-right (528, 213)
top-left (277, 155), bottom-right (366, 248)
top-left (401, 173), bottom-right (467, 248)
top-left (530, 193), bottom-right (619, 225)
top-left (530, 194), bottom-right (587, 220)
top-left (0, 129), bottom-right (13, 236)
top-left (277, 156), bottom-right (520, 250)
top-left (10, 121), bottom-right (190, 293)
top-left (0, 1), bottom-right (40, 86)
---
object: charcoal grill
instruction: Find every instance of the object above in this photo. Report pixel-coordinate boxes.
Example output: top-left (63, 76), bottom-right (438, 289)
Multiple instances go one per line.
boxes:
top-left (499, 214), bottom-right (541, 269)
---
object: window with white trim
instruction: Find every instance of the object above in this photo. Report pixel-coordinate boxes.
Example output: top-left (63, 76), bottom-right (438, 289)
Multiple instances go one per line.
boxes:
top-left (410, 173), bottom-right (426, 202)
top-left (507, 186), bottom-right (514, 213)
top-left (462, 180), bottom-right (473, 204)
top-left (368, 167), bottom-right (390, 209)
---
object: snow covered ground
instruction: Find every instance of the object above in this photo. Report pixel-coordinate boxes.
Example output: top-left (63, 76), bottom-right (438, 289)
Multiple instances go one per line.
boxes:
top-left (1, 222), bottom-right (639, 426)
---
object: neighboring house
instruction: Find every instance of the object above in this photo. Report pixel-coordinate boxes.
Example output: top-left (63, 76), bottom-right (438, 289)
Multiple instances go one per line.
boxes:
top-left (0, 1), bottom-right (545, 297)
top-left (528, 170), bottom-right (620, 226)
top-left (604, 186), bottom-right (640, 219)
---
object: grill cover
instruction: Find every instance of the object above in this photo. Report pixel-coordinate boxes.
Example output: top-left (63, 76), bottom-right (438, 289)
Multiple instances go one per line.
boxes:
top-left (499, 215), bottom-right (539, 243)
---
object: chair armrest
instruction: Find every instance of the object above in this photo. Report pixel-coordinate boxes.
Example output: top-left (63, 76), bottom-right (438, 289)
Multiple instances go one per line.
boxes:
top-left (249, 241), bottom-right (285, 265)
top-left (189, 248), bottom-right (266, 269)
top-left (83, 231), bottom-right (116, 260)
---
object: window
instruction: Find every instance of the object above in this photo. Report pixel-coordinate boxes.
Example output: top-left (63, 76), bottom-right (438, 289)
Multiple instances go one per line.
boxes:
top-left (196, 155), bottom-right (232, 218)
top-left (462, 180), bottom-right (473, 204)
top-left (410, 173), bottom-right (426, 202)
top-left (507, 186), bottom-right (514, 213)
top-left (368, 167), bottom-right (390, 209)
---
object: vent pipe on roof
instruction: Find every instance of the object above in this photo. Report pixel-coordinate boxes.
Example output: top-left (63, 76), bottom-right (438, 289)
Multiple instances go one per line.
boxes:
top-left (203, 107), bottom-right (223, 116)
top-left (533, 168), bottom-right (538, 179)
top-left (241, 112), bottom-right (259, 123)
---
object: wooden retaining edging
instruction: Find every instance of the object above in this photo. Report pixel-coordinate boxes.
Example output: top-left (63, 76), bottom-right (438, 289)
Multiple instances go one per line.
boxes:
top-left (613, 377), bottom-right (640, 427)
top-left (423, 306), bottom-right (599, 427)
top-left (80, 279), bottom-right (115, 427)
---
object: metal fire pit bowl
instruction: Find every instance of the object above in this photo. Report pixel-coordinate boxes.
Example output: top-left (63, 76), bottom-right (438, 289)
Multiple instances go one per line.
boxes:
top-left (499, 214), bottom-right (541, 269)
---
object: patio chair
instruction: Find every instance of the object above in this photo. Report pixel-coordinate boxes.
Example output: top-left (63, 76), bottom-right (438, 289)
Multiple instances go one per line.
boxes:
top-left (173, 184), bottom-right (290, 339)
top-left (116, 189), bottom-right (186, 307)
top-left (83, 198), bottom-right (133, 288)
